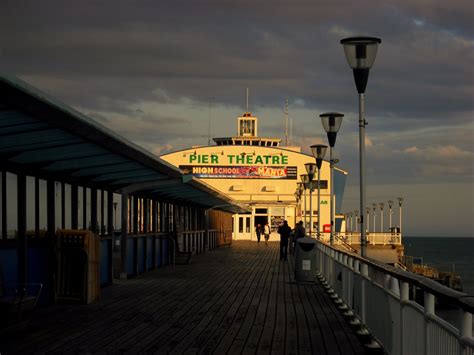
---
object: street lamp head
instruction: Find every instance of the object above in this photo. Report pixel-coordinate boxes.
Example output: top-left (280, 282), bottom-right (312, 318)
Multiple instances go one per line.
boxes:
top-left (372, 203), bottom-right (377, 210)
top-left (297, 182), bottom-right (304, 194)
top-left (310, 144), bottom-right (328, 169)
top-left (301, 174), bottom-right (310, 189)
top-left (304, 162), bottom-right (317, 181)
top-left (380, 202), bottom-right (385, 210)
top-left (388, 200), bottom-right (393, 208)
top-left (340, 36), bottom-right (381, 69)
top-left (340, 36), bottom-right (381, 93)
top-left (320, 112), bottom-right (344, 147)
top-left (398, 197), bottom-right (404, 206)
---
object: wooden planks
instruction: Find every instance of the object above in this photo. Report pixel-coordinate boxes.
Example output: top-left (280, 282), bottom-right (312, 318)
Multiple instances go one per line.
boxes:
top-left (0, 240), bottom-right (365, 354)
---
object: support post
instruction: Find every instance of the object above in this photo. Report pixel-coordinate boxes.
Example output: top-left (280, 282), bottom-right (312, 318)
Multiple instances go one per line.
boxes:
top-left (35, 177), bottom-right (40, 238)
top-left (359, 93), bottom-right (367, 257)
top-left (90, 188), bottom-right (98, 234)
top-left (1, 170), bottom-right (6, 240)
top-left (17, 173), bottom-right (27, 285)
top-left (120, 193), bottom-right (129, 279)
top-left (71, 184), bottom-right (78, 229)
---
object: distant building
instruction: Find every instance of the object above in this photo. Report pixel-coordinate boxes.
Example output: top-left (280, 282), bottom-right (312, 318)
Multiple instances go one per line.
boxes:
top-left (161, 110), bottom-right (347, 240)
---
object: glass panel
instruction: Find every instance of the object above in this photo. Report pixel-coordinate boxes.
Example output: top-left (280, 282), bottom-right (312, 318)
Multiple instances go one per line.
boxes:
top-left (239, 217), bottom-right (243, 233)
top-left (246, 217), bottom-right (250, 233)
top-left (78, 186), bottom-right (84, 229)
top-left (39, 180), bottom-right (47, 231)
top-left (26, 176), bottom-right (35, 231)
top-left (7, 172), bottom-right (18, 239)
top-left (65, 184), bottom-right (71, 229)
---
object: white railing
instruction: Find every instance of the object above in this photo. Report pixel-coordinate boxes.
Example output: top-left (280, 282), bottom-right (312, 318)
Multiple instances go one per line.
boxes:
top-left (315, 241), bottom-right (474, 355)
top-left (314, 232), bottom-right (402, 246)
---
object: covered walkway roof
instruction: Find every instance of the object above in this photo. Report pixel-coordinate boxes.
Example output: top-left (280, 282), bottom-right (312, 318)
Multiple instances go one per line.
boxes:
top-left (0, 75), bottom-right (247, 214)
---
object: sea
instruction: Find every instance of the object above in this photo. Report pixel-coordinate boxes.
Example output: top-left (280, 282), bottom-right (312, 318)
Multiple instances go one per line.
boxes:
top-left (403, 236), bottom-right (474, 295)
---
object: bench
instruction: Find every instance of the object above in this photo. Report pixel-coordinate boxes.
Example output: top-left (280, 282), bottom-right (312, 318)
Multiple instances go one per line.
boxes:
top-left (172, 233), bottom-right (192, 266)
top-left (0, 267), bottom-right (43, 327)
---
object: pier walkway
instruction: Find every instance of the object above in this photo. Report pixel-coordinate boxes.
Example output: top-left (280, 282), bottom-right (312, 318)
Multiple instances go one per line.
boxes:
top-left (0, 241), bottom-right (364, 354)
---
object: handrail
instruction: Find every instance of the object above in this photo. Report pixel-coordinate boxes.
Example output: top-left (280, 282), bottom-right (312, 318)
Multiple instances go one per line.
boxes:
top-left (317, 241), bottom-right (474, 313)
top-left (126, 232), bottom-right (168, 239)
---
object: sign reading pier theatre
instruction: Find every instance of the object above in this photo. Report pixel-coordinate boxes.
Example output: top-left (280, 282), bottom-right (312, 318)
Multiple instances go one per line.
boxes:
top-left (180, 153), bottom-right (297, 179)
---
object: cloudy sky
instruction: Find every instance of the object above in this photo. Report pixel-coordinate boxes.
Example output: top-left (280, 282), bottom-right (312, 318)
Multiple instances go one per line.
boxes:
top-left (1, 0), bottom-right (473, 236)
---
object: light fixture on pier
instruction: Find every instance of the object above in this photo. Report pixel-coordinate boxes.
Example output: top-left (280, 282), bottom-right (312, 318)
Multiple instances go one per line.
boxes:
top-left (320, 112), bottom-right (344, 245)
top-left (388, 200), bottom-right (394, 231)
top-left (366, 207), bottom-right (370, 233)
top-left (354, 210), bottom-right (359, 233)
top-left (305, 163), bottom-right (317, 237)
top-left (379, 202), bottom-right (385, 233)
top-left (310, 145), bottom-right (328, 240)
top-left (300, 175), bottom-right (309, 229)
top-left (397, 197), bottom-right (404, 234)
top-left (341, 36), bottom-right (381, 257)
top-left (372, 203), bottom-right (377, 233)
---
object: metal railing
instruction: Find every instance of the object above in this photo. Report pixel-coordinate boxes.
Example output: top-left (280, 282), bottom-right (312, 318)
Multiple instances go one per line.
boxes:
top-left (315, 232), bottom-right (402, 246)
top-left (315, 241), bottom-right (474, 355)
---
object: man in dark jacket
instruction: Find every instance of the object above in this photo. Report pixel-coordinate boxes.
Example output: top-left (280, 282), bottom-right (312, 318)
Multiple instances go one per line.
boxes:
top-left (278, 220), bottom-right (292, 261)
top-left (292, 221), bottom-right (306, 253)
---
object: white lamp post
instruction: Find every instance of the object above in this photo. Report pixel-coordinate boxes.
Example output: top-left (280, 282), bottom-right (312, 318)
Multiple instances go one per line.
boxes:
top-left (388, 200), bottom-right (393, 231)
top-left (341, 36), bottom-right (381, 257)
top-left (366, 207), bottom-right (370, 233)
top-left (310, 144), bottom-right (328, 240)
top-left (372, 203), bottom-right (377, 233)
top-left (398, 197), bottom-right (404, 234)
top-left (305, 163), bottom-right (317, 237)
top-left (320, 112), bottom-right (344, 245)
top-left (354, 210), bottom-right (359, 232)
top-left (300, 176), bottom-right (308, 229)
top-left (380, 202), bottom-right (385, 232)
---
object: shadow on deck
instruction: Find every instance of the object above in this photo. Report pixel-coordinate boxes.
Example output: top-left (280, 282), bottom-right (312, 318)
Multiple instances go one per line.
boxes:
top-left (0, 241), bottom-right (364, 354)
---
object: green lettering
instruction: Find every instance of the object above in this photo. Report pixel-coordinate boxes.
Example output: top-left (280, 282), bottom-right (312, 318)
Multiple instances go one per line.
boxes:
top-left (211, 155), bottom-right (218, 164)
top-left (189, 154), bottom-right (197, 163)
top-left (282, 155), bottom-right (288, 164)
top-left (246, 155), bottom-right (253, 164)
top-left (255, 155), bottom-right (263, 164)
top-left (202, 155), bottom-right (209, 163)
top-left (227, 155), bottom-right (234, 164)
top-left (236, 154), bottom-right (245, 164)
top-left (264, 155), bottom-right (271, 164)
top-left (272, 156), bottom-right (279, 164)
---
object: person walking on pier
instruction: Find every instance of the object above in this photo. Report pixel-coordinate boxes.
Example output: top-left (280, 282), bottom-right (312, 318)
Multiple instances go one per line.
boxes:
top-left (290, 220), bottom-right (305, 254)
top-left (255, 223), bottom-right (262, 243)
top-left (278, 220), bottom-right (292, 261)
top-left (263, 222), bottom-right (271, 245)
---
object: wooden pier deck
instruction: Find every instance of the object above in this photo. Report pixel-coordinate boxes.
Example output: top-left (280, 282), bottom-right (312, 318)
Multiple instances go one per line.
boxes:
top-left (0, 241), bottom-right (364, 354)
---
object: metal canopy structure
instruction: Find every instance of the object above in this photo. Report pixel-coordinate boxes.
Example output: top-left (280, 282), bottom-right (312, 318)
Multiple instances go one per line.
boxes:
top-left (0, 74), bottom-right (247, 214)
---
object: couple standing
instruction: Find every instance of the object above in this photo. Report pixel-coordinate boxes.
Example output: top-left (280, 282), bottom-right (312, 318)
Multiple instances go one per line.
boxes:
top-left (256, 223), bottom-right (271, 245)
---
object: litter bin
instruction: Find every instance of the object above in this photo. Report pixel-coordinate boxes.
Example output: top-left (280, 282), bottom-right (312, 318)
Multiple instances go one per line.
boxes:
top-left (295, 237), bottom-right (317, 282)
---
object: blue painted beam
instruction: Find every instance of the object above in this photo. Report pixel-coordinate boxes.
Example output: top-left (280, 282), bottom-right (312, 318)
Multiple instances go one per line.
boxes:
top-left (0, 122), bottom-right (48, 135)
top-left (92, 169), bottom-right (160, 182)
top-left (0, 128), bottom-right (77, 149)
top-left (45, 154), bottom-right (128, 171)
top-left (12, 143), bottom-right (108, 164)
top-left (72, 162), bottom-right (143, 177)
top-left (0, 138), bottom-right (82, 153)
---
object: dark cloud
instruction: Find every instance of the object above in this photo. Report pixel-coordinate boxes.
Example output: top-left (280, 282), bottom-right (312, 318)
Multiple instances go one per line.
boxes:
top-left (1, 0), bottom-right (473, 235)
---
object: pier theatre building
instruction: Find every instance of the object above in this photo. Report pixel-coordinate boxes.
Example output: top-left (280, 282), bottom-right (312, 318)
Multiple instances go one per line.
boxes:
top-left (161, 111), bottom-right (348, 241)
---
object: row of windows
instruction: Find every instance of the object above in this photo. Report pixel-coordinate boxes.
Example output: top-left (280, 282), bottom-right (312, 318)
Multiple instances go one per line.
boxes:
top-left (215, 140), bottom-right (279, 147)
top-left (0, 171), bottom-right (205, 240)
